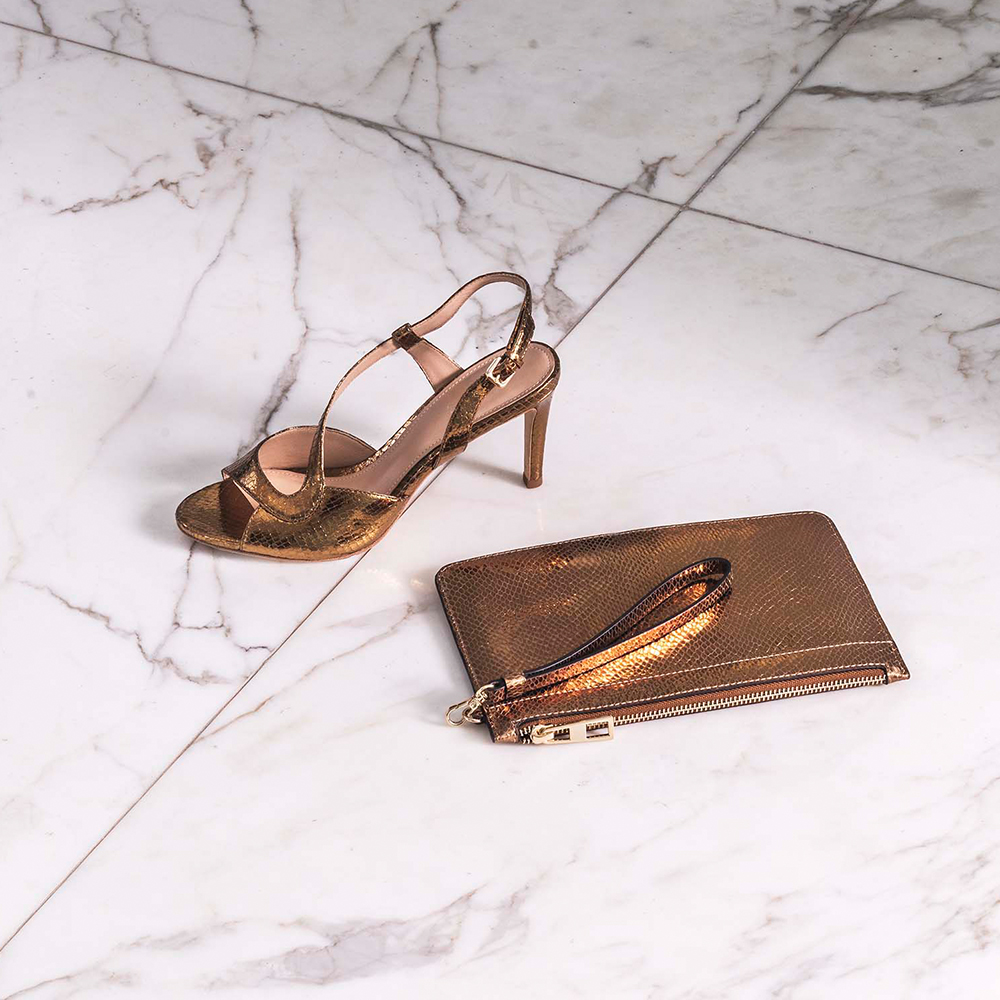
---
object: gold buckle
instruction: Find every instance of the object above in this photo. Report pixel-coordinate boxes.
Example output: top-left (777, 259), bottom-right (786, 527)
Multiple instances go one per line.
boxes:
top-left (486, 355), bottom-right (517, 388)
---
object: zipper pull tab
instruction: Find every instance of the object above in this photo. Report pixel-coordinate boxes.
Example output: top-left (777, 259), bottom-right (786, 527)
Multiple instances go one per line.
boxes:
top-left (529, 716), bottom-right (615, 745)
top-left (445, 682), bottom-right (500, 727)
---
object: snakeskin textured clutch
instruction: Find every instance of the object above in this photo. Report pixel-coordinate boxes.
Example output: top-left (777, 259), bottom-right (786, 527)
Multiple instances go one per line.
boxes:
top-left (438, 511), bottom-right (908, 744)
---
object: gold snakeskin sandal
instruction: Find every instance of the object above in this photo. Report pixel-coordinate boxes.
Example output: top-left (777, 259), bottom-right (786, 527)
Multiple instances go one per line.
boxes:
top-left (175, 272), bottom-right (559, 561)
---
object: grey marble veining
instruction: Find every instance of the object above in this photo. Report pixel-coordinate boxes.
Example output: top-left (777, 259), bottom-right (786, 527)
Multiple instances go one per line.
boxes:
top-left (0, 23), bottom-right (673, 945)
top-left (0, 0), bottom-right (870, 201)
top-left (1, 1), bottom-right (998, 995)
top-left (698, 0), bottom-right (1000, 286)
top-left (1, 211), bottom-right (998, 998)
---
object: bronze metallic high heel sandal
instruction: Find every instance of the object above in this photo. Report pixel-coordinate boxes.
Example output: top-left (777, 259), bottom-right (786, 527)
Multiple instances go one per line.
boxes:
top-left (176, 272), bottom-right (559, 561)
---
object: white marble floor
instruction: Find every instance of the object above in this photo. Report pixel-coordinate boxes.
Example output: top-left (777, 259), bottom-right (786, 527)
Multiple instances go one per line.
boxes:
top-left (0, 2), bottom-right (997, 997)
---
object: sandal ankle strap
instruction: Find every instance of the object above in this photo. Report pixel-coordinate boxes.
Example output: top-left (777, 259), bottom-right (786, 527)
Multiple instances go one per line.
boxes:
top-left (410, 272), bottom-right (534, 380)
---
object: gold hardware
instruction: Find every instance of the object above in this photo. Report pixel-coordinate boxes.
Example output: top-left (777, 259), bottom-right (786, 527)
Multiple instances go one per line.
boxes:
top-left (529, 716), bottom-right (615, 745)
top-left (485, 354), bottom-right (517, 388)
top-left (612, 672), bottom-right (884, 727)
top-left (445, 682), bottom-right (500, 727)
top-left (519, 671), bottom-right (884, 744)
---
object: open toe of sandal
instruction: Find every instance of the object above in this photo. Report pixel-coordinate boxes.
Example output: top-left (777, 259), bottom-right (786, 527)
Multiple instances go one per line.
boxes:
top-left (176, 479), bottom-right (253, 553)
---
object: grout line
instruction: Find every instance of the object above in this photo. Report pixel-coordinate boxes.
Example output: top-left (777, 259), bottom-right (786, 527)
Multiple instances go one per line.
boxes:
top-left (547, 0), bottom-right (902, 337)
top-left (557, 208), bottom-right (686, 339)
top-left (0, 193), bottom-right (681, 952)
top-left (1, 205), bottom-right (633, 941)
top-left (681, 0), bottom-right (881, 206)
top-left (0, 0), bottom-right (994, 949)
top-left (0, 18), bottom-right (682, 945)
top-left (0, 18), bottom-right (666, 205)
top-left (0, 471), bottom-right (449, 955)
top-left (684, 206), bottom-right (1000, 292)
top-left (3, 13), bottom-right (997, 297)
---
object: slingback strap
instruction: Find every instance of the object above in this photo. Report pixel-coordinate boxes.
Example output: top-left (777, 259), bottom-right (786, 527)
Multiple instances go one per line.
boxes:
top-left (225, 273), bottom-right (534, 520)
top-left (503, 558), bottom-right (733, 699)
top-left (410, 272), bottom-right (533, 382)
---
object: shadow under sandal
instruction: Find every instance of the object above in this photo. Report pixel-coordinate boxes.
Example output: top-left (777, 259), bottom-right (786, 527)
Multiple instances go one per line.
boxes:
top-left (175, 272), bottom-right (560, 561)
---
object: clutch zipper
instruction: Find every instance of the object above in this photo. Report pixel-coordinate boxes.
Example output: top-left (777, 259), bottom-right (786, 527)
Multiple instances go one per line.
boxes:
top-left (521, 667), bottom-right (887, 745)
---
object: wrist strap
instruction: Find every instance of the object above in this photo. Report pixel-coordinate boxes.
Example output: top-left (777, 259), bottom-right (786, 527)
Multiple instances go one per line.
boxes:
top-left (504, 558), bottom-right (733, 698)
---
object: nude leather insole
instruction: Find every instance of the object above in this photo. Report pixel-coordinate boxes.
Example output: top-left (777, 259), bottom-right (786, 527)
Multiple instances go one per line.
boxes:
top-left (263, 343), bottom-right (555, 498)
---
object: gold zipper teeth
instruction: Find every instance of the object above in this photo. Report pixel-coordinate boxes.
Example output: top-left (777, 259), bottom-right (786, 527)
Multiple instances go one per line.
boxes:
top-left (517, 672), bottom-right (884, 741)
top-left (615, 675), bottom-right (884, 727)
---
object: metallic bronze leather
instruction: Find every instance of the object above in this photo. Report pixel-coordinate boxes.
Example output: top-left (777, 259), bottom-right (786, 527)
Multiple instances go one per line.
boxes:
top-left (175, 479), bottom-right (254, 552)
top-left (515, 558), bottom-right (733, 697)
top-left (175, 272), bottom-right (559, 561)
top-left (522, 392), bottom-right (552, 489)
top-left (240, 489), bottom-right (403, 560)
top-left (436, 512), bottom-right (909, 743)
top-left (223, 444), bottom-right (325, 523)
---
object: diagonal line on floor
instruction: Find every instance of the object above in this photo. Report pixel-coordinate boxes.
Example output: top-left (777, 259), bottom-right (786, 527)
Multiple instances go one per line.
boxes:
top-left (2, 10), bottom-right (996, 294)
top-left (0, 0), bottom-right (983, 950)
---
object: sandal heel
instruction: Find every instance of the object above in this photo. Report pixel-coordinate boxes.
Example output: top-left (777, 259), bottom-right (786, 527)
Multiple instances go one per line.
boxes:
top-left (523, 391), bottom-right (553, 489)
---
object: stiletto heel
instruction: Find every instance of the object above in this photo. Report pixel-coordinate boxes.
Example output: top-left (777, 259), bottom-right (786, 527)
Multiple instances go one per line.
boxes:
top-left (176, 272), bottom-right (560, 561)
top-left (523, 390), bottom-right (553, 488)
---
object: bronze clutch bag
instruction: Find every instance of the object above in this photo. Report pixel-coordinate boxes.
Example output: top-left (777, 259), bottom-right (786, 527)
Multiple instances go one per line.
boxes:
top-left (438, 511), bottom-right (908, 744)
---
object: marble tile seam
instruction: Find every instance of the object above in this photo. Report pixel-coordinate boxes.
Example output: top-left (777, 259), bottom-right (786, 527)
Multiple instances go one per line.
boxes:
top-left (0, 262), bottom-right (633, 954)
top-left (0, 539), bottom-right (376, 954)
top-left (0, 4), bottom-right (887, 217)
top-left (681, 0), bottom-right (882, 206)
top-left (685, 207), bottom-right (1000, 294)
top-left (0, 18), bottom-right (678, 208)
top-left (0, 0), bottom-right (989, 955)
top-left (4, 6), bottom-right (998, 296)
top-left (0, 189), bottom-right (681, 951)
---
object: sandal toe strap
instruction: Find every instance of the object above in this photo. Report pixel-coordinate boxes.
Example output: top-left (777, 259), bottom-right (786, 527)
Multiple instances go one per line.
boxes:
top-left (223, 433), bottom-right (325, 522)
